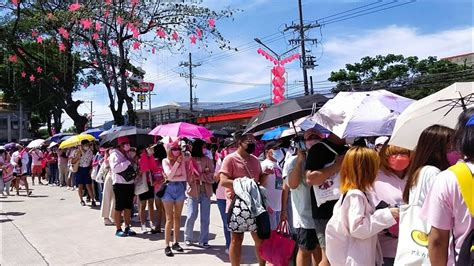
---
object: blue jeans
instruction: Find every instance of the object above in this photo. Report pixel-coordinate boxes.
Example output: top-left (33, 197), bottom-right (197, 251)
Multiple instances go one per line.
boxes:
top-left (48, 164), bottom-right (58, 184)
top-left (217, 199), bottom-right (231, 249)
top-left (184, 192), bottom-right (211, 244)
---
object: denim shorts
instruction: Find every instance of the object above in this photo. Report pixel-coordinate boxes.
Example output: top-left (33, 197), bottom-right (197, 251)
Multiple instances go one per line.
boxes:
top-left (161, 182), bottom-right (186, 202)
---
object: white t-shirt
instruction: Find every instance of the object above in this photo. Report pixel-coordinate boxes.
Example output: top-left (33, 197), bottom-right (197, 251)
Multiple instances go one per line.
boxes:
top-left (282, 155), bottom-right (315, 229)
top-left (408, 165), bottom-right (441, 206)
top-left (261, 159), bottom-right (283, 212)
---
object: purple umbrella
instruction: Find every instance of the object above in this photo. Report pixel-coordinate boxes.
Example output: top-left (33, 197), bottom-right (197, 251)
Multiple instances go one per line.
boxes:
top-left (149, 122), bottom-right (213, 139)
top-left (4, 142), bottom-right (17, 150)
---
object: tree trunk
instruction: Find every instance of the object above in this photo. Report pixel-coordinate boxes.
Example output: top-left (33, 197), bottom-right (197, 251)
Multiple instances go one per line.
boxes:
top-left (46, 113), bottom-right (52, 136)
top-left (52, 108), bottom-right (63, 133)
top-left (63, 98), bottom-right (88, 133)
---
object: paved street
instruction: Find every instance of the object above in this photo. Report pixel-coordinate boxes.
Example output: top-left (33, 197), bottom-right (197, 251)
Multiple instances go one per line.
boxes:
top-left (1, 185), bottom-right (258, 265)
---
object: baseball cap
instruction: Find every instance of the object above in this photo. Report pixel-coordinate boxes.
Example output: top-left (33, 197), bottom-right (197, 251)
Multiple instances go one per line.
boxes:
top-left (117, 136), bottom-right (130, 145)
top-left (375, 136), bottom-right (389, 147)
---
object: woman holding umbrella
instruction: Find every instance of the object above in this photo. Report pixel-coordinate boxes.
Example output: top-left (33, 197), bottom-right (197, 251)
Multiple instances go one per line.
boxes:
top-left (162, 140), bottom-right (189, 257)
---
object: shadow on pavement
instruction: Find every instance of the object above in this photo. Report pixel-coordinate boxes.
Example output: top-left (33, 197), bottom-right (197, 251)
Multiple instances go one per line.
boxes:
top-left (182, 244), bottom-right (257, 264)
top-left (0, 212), bottom-right (26, 216)
top-left (28, 195), bottom-right (49, 198)
top-left (0, 200), bottom-right (25, 203)
top-left (0, 218), bottom-right (13, 223)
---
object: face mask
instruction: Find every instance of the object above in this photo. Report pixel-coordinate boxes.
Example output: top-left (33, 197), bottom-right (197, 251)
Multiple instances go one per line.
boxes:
top-left (123, 144), bottom-right (131, 152)
top-left (244, 143), bottom-right (256, 155)
top-left (129, 152), bottom-right (136, 158)
top-left (272, 149), bottom-right (284, 162)
top-left (305, 140), bottom-right (320, 149)
top-left (172, 150), bottom-right (181, 157)
top-left (447, 151), bottom-right (461, 166)
top-left (388, 154), bottom-right (410, 171)
top-left (82, 146), bottom-right (89, 151)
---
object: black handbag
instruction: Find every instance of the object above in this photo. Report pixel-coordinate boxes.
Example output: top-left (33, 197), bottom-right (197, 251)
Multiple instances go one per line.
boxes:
top-left (256, 187), bottom-right (271, 240)
top-left (155, 181), bottom-right (168, 198)
top-left (119, 165), bottom-right (137, 182)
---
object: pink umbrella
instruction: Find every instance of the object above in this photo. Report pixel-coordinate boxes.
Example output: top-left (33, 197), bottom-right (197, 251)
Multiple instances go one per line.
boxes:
top-left (149, 122), bottom-right (213, 139)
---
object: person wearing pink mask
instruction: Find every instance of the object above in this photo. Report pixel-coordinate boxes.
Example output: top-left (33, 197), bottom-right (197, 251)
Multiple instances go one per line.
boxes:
top-left (214, 138), bottom-right (237, 254)
top-left (162, 140), bottom-right (189, 257)
top-left (373, 144), bottom-right (412, 265)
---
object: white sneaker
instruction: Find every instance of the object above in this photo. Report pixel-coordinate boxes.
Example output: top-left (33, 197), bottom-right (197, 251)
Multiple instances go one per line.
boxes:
top-left (141, 224), bottom-right (147, 233)
top-left (225, 248), bottom-right (229, 255)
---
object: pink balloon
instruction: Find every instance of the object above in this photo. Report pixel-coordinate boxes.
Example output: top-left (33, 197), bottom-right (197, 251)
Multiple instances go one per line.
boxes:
top-left (272, 76), bottom-right (285, 87)
top-left (275, 65), bottom-right (285, 76)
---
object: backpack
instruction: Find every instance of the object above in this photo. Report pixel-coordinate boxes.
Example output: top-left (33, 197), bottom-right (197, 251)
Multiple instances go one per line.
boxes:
top-left (449, 162), bottom-right (474, 266)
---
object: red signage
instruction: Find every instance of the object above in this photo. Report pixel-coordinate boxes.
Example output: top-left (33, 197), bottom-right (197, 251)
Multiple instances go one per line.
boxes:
top-left (131, 82), bottom-right (155, 92)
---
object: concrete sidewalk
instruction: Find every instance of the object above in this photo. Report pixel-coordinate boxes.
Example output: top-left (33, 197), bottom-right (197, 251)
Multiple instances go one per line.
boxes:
top-left (0, 185), bottom-right (259, 265)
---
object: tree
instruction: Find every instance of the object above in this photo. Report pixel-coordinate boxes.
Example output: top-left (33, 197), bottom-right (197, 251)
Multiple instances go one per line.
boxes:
top-left (6, 0), bottom-right (236, 127)
top-left (328, 54), bottom-right (474, 99)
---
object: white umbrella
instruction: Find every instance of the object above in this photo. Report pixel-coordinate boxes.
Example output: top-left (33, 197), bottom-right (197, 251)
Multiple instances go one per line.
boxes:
top-left (48, 142), bottom-right (58, 149)
top-left (27, 139), bottom-right (45, 149)
top-left (310, 90), bottom-right (415, 139)
top-left (389, 82), bottom-right (474, 150)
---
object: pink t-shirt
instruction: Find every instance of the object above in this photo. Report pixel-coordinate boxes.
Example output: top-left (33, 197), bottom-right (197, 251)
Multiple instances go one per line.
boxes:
top-left (372, 170), bottom-right (407, 258)
top-left (31, 150), bottom-right (43, 166)
top-left (162, 158), bottom-right (187, 182)
top-left (214, 158), bottom-right (226, 200)
top-left (421, 163), bottom-right (474, 265)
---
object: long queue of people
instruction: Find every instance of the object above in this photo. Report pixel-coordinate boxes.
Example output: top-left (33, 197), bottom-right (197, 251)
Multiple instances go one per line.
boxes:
top-left (1, 108), bottom-right (472, 265)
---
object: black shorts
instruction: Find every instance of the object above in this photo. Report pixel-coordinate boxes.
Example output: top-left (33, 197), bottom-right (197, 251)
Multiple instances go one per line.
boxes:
top-left (113, 183), bottom-right (135, 211)
top-left (138, 185), bottom-right (154, 201)
top-left (296, 228), bottom-right (318, 251)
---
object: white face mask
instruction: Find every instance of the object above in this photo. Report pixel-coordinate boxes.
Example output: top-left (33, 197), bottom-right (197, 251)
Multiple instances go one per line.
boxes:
top-left (272, 149), bottom-right (284, 162)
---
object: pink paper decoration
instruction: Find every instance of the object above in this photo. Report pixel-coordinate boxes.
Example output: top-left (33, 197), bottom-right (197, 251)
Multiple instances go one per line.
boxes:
top-left (29, 74), bottom-right (35, 82)
top-left (172, 31), bottom-right (179, 41)
top-left (80, 18), bottom-right (93, 29)
top-left (105, 0), bottom-right (111, 5)
top-left (131, 0), bottom-right (139, 6)
top-left (116, 16), bottom-right (123, 25)
top-left (93, 59), bottom-right (98, 66)
top-left (95, 22), bottom-right (102, 32)
top-left (36, 36), bottom-right (43, 44)
top-left (208, 18), bottom-right (215, 28)
top-left (97, 41), bottom-right (104, 48)
top-left (68, 3), bottom-right (81, 12)
top-left (156, 28), bottom-right (166, 38)
top-left (21, 71), bottom-right (26, 78)
top-left (196, 27), bottom-right (202, 38)
top-left (132, 28), bottom-right (140, 38)
top-left (58, 27), bottom-right (69, 39)
top-left (92, 33), bottom-right (99, 40)
top-left (104, 10), bottom-right (110, 18)
top-left (152, 47), bottom-right (156, 54)
top-left (132, 41), bottom-right (140, 50)
top-left (36, 66), bottom-right (43, 73)
top-left (124, 71), bottom-right (129, 77)
top-left (31, 30), bottom-right (38, 37)
top-left (11, 0), bottom-right (18, 6)
top-left (190, 35), bottom-right (197, 44)
top-left (101, 48), bottom-right (107, 55)
top-left (111, 40), bottom-right (118, 47)
top-left (58, 42), bottom-right (66, 52)
top-left (8, 54), bottom-right (17, 63)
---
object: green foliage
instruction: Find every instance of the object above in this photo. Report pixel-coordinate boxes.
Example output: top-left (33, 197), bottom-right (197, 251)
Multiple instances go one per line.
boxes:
top-left (329, 54), bottom-right (474, 99)
top-left (63, 126), bottom-right (77, 133)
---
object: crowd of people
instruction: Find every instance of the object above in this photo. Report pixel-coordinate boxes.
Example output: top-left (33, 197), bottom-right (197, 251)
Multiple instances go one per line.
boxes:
top-left (0, 107), bottom-right (473, 266)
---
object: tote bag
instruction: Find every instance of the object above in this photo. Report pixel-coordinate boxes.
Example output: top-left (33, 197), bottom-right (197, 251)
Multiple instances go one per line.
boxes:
top-left (312, 142), bottom-right (341, 207)
top-left (259, 220), bottom-right (296, 266)
top-left (394, 169), bottom-right (430, 266)
top-left (134, 174), bottom-right (149, 195)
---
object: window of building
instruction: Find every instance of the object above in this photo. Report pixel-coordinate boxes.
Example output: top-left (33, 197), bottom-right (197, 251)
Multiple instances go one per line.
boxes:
top-left (0, 118), bottom-right (7, 129)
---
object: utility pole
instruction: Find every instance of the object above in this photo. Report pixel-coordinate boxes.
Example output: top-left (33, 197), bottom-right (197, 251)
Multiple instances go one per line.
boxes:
top-left (179, 53), bottom-right (200, 111)
top-left (310, 76), bottom-right (314, 95)
top-left (285, 0), bottom-right (320, 95)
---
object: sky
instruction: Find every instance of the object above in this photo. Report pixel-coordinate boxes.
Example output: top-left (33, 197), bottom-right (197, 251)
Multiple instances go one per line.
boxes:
top-left (65, 0), bottom-right (474, 129)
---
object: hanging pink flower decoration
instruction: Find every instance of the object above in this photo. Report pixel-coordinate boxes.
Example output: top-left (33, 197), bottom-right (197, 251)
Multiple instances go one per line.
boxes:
top-left (132, 28), bottom-right (140, 38)
top-left (83, 82), bottom-right (89, 88)
top-left (132, 41), bottom-right (140, 50)
top-left (95, 22), bottom-right (102, 32)
top-left (116, 16), bottom-right (123, 25)
top-left (11, 0), bottom-right (18, 6)
top-left (36, 36), bottom-right (43, 44)
top-left (190, 35), bottom-right (197, 44)
top-left (36, 66), bottom-right (43, 73)
top-left (29, 74), bottom-right (35, 82)
top-left (80, 18), bottom-right (93, 29)
top-left (208, 18), bottom-right (215, 28)
top-left (84, 41), bottom-right (90, 47)
top-left (196, 27), bottom-right (202, 38)
top-left (97, 41), bottom-right (104, 48)
top-left (92, 33), bottom-right (99, 40)
top-left (104, 10), bottom-right (110, 18)
top-left (68, 3), bottom-right (81, 12)
top-left (111, 40), bottom-right (118, 47)
top-left (8, 54), bottom-right (17, 63)
top-left (131, 0), bottom-right (139, 6)
top-left (101, 48), bottom-right (108, 55)
top-left (31, 30), bottom-right (38, 37)
top-left (21, 71), bottom-right (27, 78)
top-left (93, 59), bottom-right (98, 66)
top-left (58, 42), bottom-right (66, 52)
top-left (124, 71), bottom-right (129, 77)
top-left (172, 31), bottom-right (179, 41)
top-left (74, 41), bottom-right (79, 46)
top-left (152, 47), bottom-right (156, 54)
top-left (58, 27), bottom-right (69, 39)
top-left (105, 0), bottom-right (111, 5)
top-left (156, 28), bottom-right (166, 39)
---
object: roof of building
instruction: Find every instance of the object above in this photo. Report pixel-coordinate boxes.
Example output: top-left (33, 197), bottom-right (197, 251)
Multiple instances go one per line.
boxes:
top-left (135, 101), bottom-right (265, 114)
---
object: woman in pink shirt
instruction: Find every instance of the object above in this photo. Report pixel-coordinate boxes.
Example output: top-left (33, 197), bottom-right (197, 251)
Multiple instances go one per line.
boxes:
top-left (326, 147), bottom-right (398, 266)
top-left (422, 108), bottom-right (474, 265)
top-left (152, 143), bottom-right (167, 233)
top-left (138, 144), bottom-right (159, 234)
top-left (162, 140), bottom-right (189, 257)
top-left (373, 144), bottom-right (411, 265)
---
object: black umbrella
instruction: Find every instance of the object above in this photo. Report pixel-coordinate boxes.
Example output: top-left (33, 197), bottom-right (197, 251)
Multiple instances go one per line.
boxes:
top-left (244, 94), bottom-right (328, 134)
top-left (100, 127), bottom-right (154, 148)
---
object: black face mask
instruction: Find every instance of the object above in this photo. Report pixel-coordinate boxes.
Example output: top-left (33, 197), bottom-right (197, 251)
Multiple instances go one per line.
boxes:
top-left (245, 143), bottom-right (256, 154)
